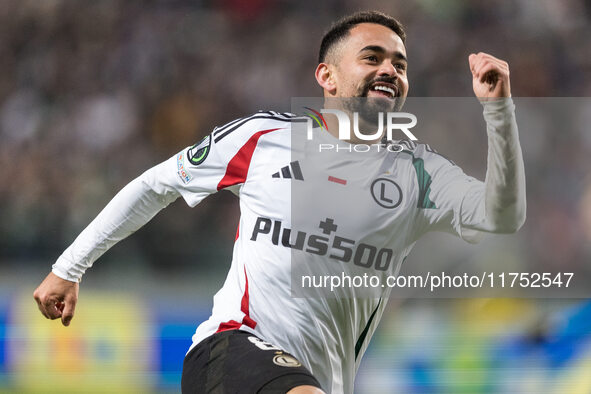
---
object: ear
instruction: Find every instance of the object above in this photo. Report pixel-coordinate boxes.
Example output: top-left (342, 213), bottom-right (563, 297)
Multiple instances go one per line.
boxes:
top-left (315, 63), bottom-right (337, 95)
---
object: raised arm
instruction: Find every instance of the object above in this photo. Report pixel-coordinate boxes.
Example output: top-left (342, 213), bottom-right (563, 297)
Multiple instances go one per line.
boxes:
top-left (414, 53), bottom-right (526, 243)
top-left (462, 52), bottom-right (526, 234)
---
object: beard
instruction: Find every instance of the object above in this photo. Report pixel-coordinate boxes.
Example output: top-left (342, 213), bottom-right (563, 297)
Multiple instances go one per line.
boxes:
top-left (343, 77), bottom-right (406, 127)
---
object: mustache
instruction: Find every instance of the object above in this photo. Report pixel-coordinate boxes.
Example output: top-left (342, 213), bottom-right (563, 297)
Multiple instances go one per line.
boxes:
top-left (360, 76), bottom-right (398, 96)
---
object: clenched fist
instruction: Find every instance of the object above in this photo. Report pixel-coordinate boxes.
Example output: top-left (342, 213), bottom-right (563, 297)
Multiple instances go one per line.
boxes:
top-left (33, 272), bottom-right (79, 326)
top-left (469, 52), bottom-right (511, 100)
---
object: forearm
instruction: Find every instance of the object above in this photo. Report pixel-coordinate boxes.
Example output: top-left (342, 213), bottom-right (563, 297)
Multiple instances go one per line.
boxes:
top-left (482, 98), bottom-right (526, 232)
top-left (462, 98), bottom-right (526, 234)
top-left (52, 167), bottom-right (180, 282)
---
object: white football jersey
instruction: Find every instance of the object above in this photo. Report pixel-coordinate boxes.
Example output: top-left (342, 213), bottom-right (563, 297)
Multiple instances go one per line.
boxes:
top-left (164, 110), bottom-right (486, 393)
top-left (53, 101), bottom-right (523, 394)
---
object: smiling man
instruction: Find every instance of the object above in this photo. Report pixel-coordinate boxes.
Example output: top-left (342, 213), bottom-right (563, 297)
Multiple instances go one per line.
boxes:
top-left (33, 11), bottom-right (525, 394)
top-left (316, 19), bottom-right (408, 146)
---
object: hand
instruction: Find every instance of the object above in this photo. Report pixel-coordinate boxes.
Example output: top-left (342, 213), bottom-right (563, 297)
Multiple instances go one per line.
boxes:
top-left (33, 272), bottom-right (79, 326)
top-left (469, 52), bottom-right (511, 100)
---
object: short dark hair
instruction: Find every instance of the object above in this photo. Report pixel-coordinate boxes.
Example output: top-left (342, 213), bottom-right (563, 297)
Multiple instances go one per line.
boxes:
top-left (318, 11), bottom-right (406, 63)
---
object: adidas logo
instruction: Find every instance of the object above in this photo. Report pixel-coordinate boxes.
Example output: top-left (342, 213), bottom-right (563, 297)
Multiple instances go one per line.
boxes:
top-left (272, 161), bottom-right (304, 180)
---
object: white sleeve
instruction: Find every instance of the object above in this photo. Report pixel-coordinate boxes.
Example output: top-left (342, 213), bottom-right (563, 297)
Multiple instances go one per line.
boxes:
top-left (459, 98), bottom-right (526, 238)
top-left (52, 114), bottom-right (282, 282)
top-left (52, 164), bottom-right (180, 282)
top-left (417, 98), bottom-right (526, 243)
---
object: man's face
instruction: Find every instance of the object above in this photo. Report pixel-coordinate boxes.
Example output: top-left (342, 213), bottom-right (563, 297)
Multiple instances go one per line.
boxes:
top-left (327, 23), bottom-right (409, 115)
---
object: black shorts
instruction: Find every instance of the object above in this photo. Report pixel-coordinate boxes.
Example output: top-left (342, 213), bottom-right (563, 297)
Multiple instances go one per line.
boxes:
top-left (181, 330), bottom-right (323, 393)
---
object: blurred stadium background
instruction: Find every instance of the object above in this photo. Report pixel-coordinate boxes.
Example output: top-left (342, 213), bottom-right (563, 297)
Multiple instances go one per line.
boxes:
top-left (1, 0), bottom-right (590, 392)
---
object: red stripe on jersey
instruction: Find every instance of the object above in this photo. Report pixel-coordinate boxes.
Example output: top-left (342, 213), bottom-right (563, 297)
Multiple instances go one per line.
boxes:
top-left (328, 175), bottom-right (347, 185)
top-left (215, 266), bottom-right (258, 333)
top-left (235, 223), bottom-right (240, 241)
top-left (240, 266), bottom-right (257, 329)
top-left (217, 128), bottom-right (281, 190)
top-left (216, 320), bottom-right (242, 332)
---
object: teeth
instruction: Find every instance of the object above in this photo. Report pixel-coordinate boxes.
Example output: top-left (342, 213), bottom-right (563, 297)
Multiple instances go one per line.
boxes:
top-left (373, 85), bottom-right (395, 96)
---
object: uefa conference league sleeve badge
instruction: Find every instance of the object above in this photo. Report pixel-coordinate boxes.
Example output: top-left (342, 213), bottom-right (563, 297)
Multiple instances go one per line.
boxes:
top-left (187, 134), bottom-right (211, 166)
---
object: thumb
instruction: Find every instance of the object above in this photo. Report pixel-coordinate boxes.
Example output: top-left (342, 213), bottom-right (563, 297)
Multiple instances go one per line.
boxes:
top-left (61, 296), bottom-right (77, 327)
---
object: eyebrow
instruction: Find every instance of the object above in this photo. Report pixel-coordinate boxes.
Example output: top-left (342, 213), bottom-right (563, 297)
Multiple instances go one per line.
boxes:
top-left (359, 45), bottom-right (407, 62)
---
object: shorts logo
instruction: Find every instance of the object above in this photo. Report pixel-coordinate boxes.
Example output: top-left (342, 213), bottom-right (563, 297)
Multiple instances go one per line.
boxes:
top-left (246, 336), bottom-right (302, 367)
top-left (248, 336), bottom-right (280, 351)
top-left (273, 353), bottom-right (302, 368)
top-left (177, 152), bottom-right (192, 184)
top-left (371, 178), bottom-right (402, 209)
top-left (187, 134), bottom-right (211, 165)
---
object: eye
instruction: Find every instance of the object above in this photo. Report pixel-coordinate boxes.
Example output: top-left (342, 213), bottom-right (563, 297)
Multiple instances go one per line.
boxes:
top-left (365, 55), bottom-right (379, 63)
top-left (395, 63), bottom-right (407, 71)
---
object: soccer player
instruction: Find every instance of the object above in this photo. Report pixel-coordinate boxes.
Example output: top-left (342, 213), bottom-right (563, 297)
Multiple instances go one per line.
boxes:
top-left (33, 11), bottom-right (525, 394)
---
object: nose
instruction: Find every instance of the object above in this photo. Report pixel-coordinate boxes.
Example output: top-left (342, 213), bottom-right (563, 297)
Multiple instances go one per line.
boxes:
top-left (377, 60), bottom-right (397, 78)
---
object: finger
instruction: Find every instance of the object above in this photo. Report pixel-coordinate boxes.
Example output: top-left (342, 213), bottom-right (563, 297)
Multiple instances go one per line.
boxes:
top-left (474, 60), bottom-right (506, 80)
top-left (469, 53), bottom-right (488, 74)
top-left (478, 64), bottom-right (507, 87)
top-left (44, 298), bottom-right (63, 320)
top-left (473, 55), bottom-right (507, 77)
top-left (480, 58), bottom-right (508, 75)
top-left (478, 53), bottom-right (508, 67)
top-left (34, 291), bottom-right (49, 318)
top-left (469, 53), bottom-right (478, 73)
top-left (473, 58), bottom-right (490, 78)
top-left (36, 299), bottom-right (50, 319)
top-left (477, 64), bottom-right (498, 83)
top-left (61, 297), bottom-right (77, 327)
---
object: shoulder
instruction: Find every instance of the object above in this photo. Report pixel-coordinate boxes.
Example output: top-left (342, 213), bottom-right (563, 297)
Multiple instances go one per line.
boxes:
top-left (392, 139), bottom-right (456, 168)
top-left (210, 111), bottom-right (307, 145)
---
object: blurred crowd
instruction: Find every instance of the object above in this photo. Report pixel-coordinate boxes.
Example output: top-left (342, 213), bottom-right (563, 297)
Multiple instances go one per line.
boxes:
top-left (0, 0), bottom-right (590, 277)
